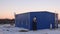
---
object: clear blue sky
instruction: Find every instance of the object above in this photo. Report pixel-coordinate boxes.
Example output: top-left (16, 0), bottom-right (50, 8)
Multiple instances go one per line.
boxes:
top-left (0, 0), bottom-right (60, 19)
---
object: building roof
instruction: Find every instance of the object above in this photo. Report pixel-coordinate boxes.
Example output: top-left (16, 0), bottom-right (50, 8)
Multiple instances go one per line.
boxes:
top-left (16, 11), bottom-right (57, 15)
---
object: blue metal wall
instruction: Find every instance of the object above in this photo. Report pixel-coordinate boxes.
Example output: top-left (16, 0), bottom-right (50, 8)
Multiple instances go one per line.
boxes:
top-left (30, 12), bottom-right (56, 30)
top-left (15, 13), bottom-right (30, 29)
top-left (15, 11), bottom-right (58, 30)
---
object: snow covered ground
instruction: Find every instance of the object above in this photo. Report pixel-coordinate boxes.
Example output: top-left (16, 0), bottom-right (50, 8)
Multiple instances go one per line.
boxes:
top-left (0, 24), bottom-right (60, 34)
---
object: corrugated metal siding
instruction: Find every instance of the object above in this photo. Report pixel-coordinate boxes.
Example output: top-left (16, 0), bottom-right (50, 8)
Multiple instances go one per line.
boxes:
top-left (15, 13), bottom-right (30, 29)
top-left (15, 11), bottom-right (58, 30)
top-left (30, 12), bottom-right (56, 30)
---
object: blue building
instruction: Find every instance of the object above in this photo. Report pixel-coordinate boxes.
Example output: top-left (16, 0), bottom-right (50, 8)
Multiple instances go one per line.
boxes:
top-left (15, 11), bottom-right (58, 30)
